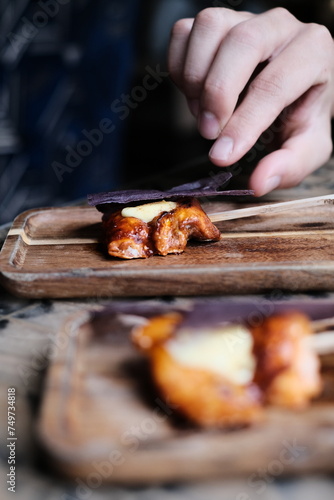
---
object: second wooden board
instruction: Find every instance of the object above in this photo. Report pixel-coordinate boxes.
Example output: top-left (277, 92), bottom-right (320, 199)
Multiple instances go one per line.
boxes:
top-left (0, 203), bottom-right (334, 298)
top-left (37, 298), bottom-right (334, 483)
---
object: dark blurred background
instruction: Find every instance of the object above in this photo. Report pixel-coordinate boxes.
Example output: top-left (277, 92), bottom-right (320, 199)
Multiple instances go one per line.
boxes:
top-left (0, 0), bottom-right (333, 224)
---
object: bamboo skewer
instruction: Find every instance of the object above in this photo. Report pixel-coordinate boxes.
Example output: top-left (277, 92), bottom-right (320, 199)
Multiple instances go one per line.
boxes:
top-left (7, 194), bottom-right (334, 246)
top-left (310, 331), bottom-right (334, 355)
top-left (310, 315), bottom-right (334, 355)
top-left (311, 317), bottom-right (334, 333)
top-left (207, 194), bottom-right (334, 223)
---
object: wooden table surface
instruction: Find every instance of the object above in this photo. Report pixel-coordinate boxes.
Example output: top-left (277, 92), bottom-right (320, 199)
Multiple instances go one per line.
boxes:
top-left (1, 160), bottom-right (334, 500)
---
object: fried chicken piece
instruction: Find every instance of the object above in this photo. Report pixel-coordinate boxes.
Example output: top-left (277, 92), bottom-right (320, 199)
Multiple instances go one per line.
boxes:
top-left (132, 311), bottom-right (322, 428)
top-left (102, 197), bottom-right (221, 259)
top-left (251, 312), bottom-right (322, 408)
top-left (104, 213), bottom-right (153, 259)
top-left (132, 313), bottom-right (264, 427)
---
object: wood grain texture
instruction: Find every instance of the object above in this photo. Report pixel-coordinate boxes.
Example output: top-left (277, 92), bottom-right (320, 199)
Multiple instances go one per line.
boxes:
top-left (0, 203), bottom-right (334, 298)
top-left (37, 299), bottom-right (334, 483)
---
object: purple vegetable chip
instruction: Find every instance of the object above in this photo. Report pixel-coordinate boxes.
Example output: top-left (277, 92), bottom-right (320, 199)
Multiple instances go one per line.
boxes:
top-left (169, 171), bottom-right (232, 192)
top-left (87, 171), bottom-right (253, 213)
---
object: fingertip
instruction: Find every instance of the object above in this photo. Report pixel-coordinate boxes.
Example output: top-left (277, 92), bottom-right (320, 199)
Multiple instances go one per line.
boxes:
top-left (198, 111), bottom-right (221, 139)
top-left (248, 150), bottom-right (288, 196)
top-left (250, 175), bottom-right (282, 197)
top-left (209, 136), bottom-right (234, 164)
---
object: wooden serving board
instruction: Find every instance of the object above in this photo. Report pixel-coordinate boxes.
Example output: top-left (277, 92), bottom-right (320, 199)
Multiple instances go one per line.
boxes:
top-left (37, 298), bottom-right (334, 483)
top-left (1, 202), bottom-right (334, 298)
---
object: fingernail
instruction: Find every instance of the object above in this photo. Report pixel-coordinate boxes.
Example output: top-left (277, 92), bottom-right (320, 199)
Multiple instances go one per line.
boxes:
top-left (262, 175), bottom-right (281, 194)
top-left (198, 111), bottom-right (220, 139)
top-left (188, 99), bottom-right (200, 118)
top-left (209, 136), bottom-right (234, 162)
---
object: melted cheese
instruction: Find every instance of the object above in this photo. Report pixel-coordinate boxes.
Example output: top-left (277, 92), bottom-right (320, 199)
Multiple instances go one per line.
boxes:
top-left (121, 200), bottom-right (177, 223)
top-left (166, 324), bottom-right (255, 385)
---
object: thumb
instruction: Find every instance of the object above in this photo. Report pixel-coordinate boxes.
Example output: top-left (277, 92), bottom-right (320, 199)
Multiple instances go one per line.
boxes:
top-left (249, 121), bottom-right (333, 196)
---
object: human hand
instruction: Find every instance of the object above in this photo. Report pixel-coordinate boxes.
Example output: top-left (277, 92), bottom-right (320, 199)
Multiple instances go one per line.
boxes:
top-left (168, 7), bottom-right (334, 195)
